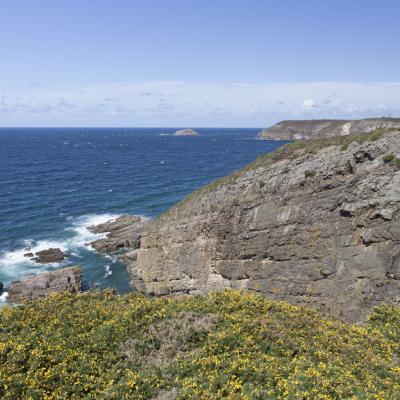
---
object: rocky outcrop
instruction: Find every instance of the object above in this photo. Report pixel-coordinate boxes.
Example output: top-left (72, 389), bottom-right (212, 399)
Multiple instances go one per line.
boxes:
top-left (173, 129), bottom-right (199, 136)
top-left (259, 118), bottom-right (400, 140)
top-left (88, 215), bottom-right (150, 287)
top-left (7, 266), bottom-right (82, 304)
top-left (31, 248), bottom-right (67, 263)
top-left (89, 215), bottom-right (149, 254)
top-left (135, 130), bottom-right (400, 321)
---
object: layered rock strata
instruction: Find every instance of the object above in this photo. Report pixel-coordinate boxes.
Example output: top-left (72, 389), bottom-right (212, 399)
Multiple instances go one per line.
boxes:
top-left (7, 266), bottom-right (82, 304)
top-left (89, 215), bottom-right (150, 287)
top-left (89, 215), bottom-right (149, 254)
top-left (136, 130), bottom-right (400, 321)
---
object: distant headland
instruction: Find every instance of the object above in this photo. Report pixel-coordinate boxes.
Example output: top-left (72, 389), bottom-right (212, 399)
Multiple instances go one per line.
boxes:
top-left (259, 117), bottom-right (400, 140)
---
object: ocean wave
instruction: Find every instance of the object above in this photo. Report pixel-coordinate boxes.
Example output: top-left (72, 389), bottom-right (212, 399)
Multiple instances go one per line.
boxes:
top-left (0, 213), bottom-right (120, 286)
top-left (103, 265), bottom-right (112, 278)
top-left (0, 292), bottom-right (8, 304)
top-left (65, 213), bottom-right (119, 249)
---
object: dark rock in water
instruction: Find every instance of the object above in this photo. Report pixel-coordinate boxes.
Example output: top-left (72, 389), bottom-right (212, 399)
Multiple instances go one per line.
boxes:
top-left (33, 248), bottom-right (67, 263)
top-left (7, 266), bottom-right (82, 304)
top-left (89, 215), bottom-right (150, 254)
top-left (0, 282), bottom-right (3, 294)
top-left (24, 252), bottom-right (34, 258)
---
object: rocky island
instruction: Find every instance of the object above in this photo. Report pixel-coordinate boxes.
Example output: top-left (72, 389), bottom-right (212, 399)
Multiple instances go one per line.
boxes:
top-left (258, 117), bottom-right (400, 140)
top-left (173, 128), bottom-right (199, 136)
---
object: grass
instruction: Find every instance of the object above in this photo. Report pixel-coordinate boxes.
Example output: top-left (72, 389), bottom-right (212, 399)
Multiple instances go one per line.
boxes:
top-left (0, 289), bottom-right (399, 399)
top-left (304, 169), bottom-right (316, 178)
top-left (383, 153), bottom-right (400, 167)
top-left (176, 128), bottom-right (395, 207)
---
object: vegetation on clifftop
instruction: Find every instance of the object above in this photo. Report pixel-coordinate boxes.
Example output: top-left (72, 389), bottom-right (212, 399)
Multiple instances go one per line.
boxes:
top-left (178, 128), bottom-right (400, 206)
top-left (1, 290), bottom-right (400, 399)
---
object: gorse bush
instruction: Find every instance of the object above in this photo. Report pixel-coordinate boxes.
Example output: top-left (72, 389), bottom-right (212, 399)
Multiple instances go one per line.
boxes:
top-left (0, 290), bottom-right (399, 399)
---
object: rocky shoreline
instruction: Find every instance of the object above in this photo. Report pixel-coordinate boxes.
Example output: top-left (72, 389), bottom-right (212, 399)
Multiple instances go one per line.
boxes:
top-left (4, 125), bottom-right (400, 322)
top-left (7, 266), bottom-right (82, 304)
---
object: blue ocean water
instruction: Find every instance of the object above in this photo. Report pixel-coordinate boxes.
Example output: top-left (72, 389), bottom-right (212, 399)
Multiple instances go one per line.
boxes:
top-left (0, 128), bottom-right (286, 297)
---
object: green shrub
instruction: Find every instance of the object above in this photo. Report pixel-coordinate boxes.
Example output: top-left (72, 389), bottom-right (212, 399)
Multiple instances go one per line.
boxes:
top-left (383, 153), bottom-right (395, 162)
top-left (0, 290), bottom-right (399, 399)
top-left (304, 169), bottom-right (316, 178)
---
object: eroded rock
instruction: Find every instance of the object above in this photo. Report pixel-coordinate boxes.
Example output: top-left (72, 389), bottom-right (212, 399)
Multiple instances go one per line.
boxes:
top-left (32, 248), bottom-right (67, 263)
top-left (7, 266), bottom-right (82, 304)
top-left (89, 215), bottom-right (150, 253)
top-left (136, 130), bottom-right (400, 321)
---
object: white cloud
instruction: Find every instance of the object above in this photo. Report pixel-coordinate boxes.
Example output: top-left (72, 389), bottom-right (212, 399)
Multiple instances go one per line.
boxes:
top-left (302, 98), bottom-right (316, 109)
top-left (1, 81), bottom-right (400, 127)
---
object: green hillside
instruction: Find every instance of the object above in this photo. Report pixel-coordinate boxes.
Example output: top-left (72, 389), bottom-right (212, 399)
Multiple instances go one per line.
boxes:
top-left (1, 290), bottom-right (399, 399)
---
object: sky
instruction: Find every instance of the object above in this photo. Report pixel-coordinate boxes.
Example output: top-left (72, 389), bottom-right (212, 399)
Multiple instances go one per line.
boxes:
top-left (1, 0), bottom-right (400, 127)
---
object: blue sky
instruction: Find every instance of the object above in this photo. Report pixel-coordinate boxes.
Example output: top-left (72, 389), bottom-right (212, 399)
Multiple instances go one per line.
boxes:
top-left (1, 0), bottom-right (400, 127)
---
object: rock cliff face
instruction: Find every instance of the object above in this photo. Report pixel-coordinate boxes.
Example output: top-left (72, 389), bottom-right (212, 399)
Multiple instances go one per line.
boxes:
top-left (135, 130), bottom-right (400, 321)
top-left (7, 266), bottom-right (82, 304)
top-left (259, 118), bottom-right (400, 140)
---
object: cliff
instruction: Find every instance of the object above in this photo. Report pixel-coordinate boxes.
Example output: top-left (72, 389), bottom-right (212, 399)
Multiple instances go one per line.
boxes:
top-left (133, 129), bottom-right (400, 321)
top-left (258, 117), bottom-right (400, 140)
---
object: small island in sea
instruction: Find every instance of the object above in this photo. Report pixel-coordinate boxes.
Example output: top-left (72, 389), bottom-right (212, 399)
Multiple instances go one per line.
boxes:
top-left (173, 128), bottom-right (200, 136)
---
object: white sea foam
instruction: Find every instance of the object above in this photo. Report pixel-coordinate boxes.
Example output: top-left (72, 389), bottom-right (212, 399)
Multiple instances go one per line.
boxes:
top-left (104, 265), bottom-right (112, 278)
top-left (0, 292), bottom-right (8, 304)
top-left (0, 213), bottom-right (120, 285)
top-left (66, 213), bottom-right (119, 249)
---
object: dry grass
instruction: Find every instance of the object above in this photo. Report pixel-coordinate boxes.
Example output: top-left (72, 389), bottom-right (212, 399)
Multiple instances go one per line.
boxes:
top-left (120, 311), bottom-right (218, 367)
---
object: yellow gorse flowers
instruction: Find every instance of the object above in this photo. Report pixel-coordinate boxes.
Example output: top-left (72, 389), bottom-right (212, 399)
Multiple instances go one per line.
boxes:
top-left (0, 289), bottom-right (399, 399)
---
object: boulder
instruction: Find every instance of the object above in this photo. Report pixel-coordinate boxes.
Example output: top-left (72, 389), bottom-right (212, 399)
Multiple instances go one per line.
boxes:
top-left (32, 248), bottom-right (67, 263)
top-left (7, 266), bottom-right (82, 304)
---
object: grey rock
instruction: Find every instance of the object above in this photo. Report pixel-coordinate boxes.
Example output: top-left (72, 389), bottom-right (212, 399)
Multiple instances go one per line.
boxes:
top-left (32, 248), bottom-right (67, 263)
top-left (259, 118), bottom-right (400, 141)
top-left (7, 266), bottom-right (82, 304)
top-left (173, 129), bottom-right (199, 136)
top-left (89, 215), bottom-right (150, 254)
top-left (135, 130), bottom-right (400, 321)
top-left (89, 215), bottom-right (151, 288)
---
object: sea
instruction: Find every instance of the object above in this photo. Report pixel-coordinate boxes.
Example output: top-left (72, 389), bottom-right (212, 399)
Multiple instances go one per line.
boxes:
top-left (0, 128), bottom-right (287, 301)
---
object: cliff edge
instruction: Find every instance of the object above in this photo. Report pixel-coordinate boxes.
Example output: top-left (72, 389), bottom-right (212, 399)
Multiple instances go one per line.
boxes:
top-left (133, 129), bottom-right (400, 321)
top-left (259, 117), bottom-right (400, 140)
